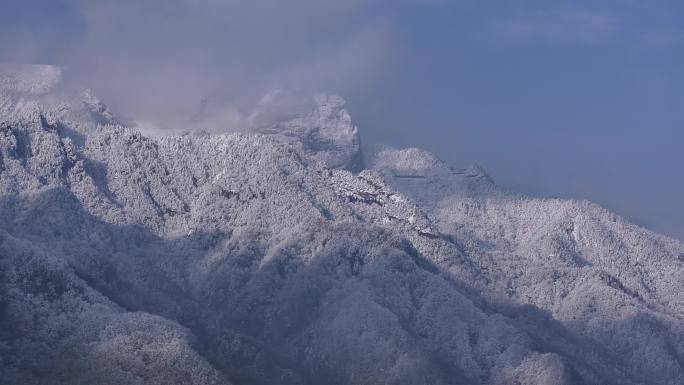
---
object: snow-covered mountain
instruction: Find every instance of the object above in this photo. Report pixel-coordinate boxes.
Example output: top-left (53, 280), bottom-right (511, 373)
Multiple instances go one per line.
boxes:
top-left (1, 65), bottom-right (683, 385)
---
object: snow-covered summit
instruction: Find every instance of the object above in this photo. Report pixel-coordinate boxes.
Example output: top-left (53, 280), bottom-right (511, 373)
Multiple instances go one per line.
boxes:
top-left (0, 64), bottom-right (118, 132)
top-left (257, 93), bottom-right (362, 170)
top-left (371, 147), bottom-right (505, 211)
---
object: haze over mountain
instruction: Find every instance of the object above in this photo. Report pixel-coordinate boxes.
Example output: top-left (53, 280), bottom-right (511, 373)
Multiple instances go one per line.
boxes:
top-left (4, 0), bottom-right (684, 242)
top-left (1, 64), bottom-right (683, 385)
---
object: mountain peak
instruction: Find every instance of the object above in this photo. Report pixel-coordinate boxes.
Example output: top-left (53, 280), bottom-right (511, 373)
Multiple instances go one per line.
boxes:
top-left (256, 93), bottom-right (362, 170)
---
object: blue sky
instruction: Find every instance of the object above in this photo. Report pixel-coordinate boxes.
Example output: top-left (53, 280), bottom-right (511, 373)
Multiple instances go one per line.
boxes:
top-left (2, 0), bottom-right (683, 239)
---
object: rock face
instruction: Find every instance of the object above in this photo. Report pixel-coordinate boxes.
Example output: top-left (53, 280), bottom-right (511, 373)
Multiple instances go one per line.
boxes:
top-left (1, 65), bottom-right (683, 385)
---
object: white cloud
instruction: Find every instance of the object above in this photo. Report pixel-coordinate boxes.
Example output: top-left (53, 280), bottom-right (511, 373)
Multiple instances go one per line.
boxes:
top-left (42, 0), bottom-right (398, 132)
top-left (491, 8), bottom-right (619, 45)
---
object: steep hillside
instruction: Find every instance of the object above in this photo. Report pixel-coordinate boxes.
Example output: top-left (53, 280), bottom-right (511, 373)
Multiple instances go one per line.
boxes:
top-left (1, 65), bottom-right (683, 385)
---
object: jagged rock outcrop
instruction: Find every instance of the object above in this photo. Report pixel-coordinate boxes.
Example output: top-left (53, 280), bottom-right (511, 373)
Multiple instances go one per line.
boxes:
top-left (1, 65), bottom-right (683, 385)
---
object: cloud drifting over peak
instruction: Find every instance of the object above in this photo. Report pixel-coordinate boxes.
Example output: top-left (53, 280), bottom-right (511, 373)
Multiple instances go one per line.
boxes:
top-left (2, 0), bottom-right (401, 131)
top-left (88, 1), bottom-right (400, 130)
top-left (2, 0), bottom-right (684, 241)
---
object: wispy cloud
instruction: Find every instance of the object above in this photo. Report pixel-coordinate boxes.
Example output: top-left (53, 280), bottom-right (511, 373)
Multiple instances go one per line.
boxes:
top-left (490, 8), bottom-right (619, 45)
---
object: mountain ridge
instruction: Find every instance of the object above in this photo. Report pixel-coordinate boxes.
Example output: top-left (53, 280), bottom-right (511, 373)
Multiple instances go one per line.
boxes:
top-left (1, 65), bottom-right (683, 385)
